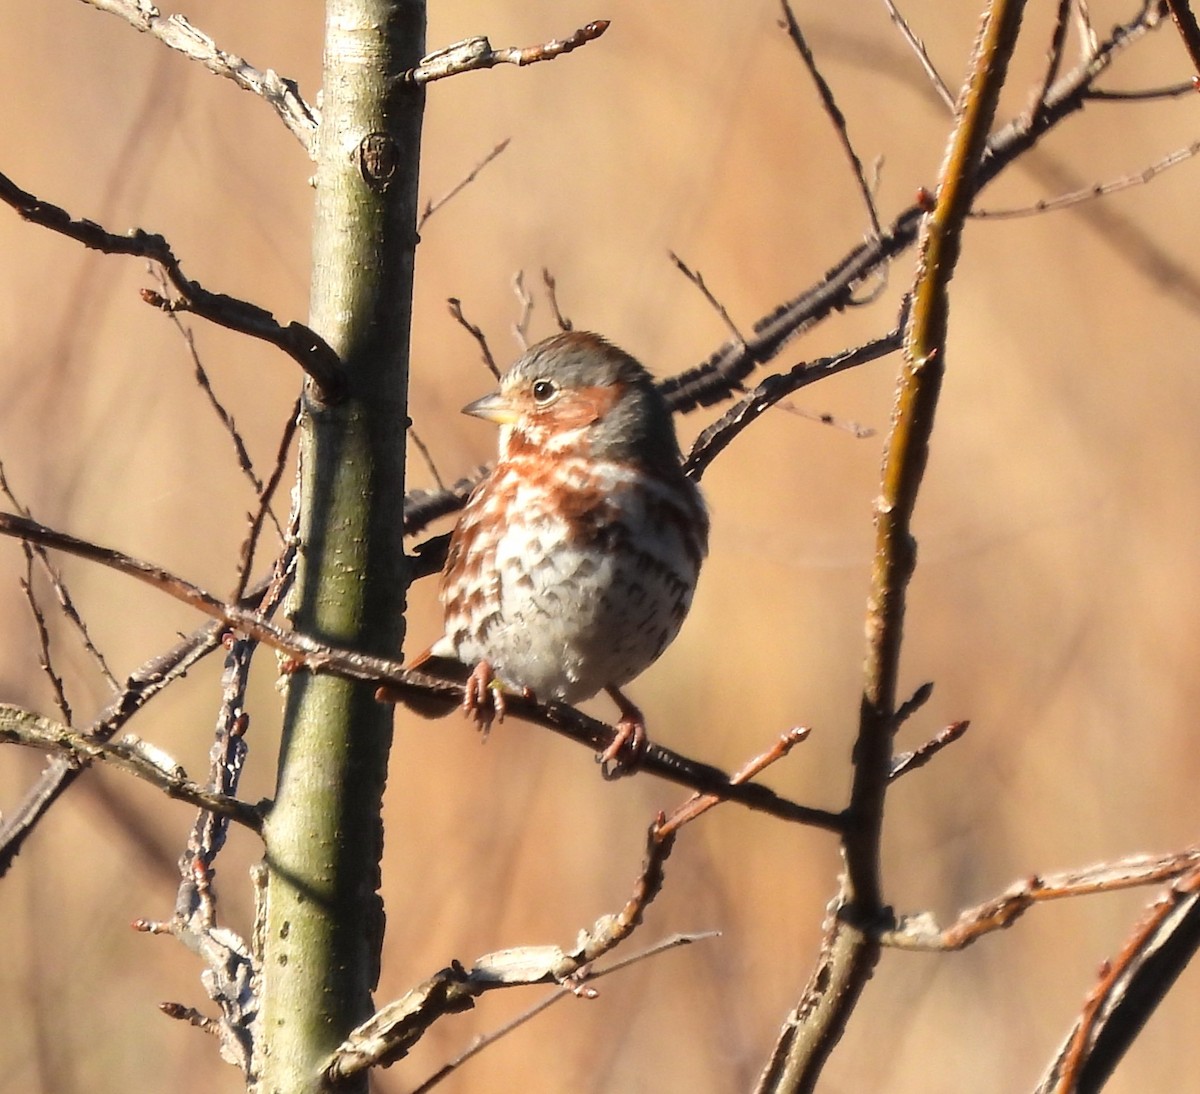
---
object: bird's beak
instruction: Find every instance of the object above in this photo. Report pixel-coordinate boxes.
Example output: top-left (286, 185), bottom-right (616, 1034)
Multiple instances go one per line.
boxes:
top-left (462, 391), bottom-right (520, 425)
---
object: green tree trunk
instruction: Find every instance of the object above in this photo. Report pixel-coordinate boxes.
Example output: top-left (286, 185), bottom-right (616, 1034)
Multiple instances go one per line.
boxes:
top-left (258, 2), bottom-right (425, 1090)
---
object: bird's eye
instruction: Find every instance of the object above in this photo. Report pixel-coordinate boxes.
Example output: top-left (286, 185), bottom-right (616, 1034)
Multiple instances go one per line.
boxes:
top-left (531, 378), bottom-right (558, 404)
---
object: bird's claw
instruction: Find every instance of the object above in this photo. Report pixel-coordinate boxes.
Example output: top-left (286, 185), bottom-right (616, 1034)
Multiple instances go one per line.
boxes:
top-left (463, 661), bottom-right (506, 737)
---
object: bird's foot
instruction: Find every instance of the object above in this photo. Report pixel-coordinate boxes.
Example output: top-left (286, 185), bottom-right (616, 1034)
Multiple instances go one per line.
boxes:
top-left (598, 686), bottom-right (649, 778)
top-left (464, 661), bottom-right (507, 737)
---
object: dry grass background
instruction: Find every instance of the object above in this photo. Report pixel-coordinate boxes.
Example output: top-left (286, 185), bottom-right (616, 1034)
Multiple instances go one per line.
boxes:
top-left (1, 2), bottom-right (1199, 1091)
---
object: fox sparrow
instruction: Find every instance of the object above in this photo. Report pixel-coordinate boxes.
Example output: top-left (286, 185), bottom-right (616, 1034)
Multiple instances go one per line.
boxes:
top-left (411, 330), bottom-right (708, 770)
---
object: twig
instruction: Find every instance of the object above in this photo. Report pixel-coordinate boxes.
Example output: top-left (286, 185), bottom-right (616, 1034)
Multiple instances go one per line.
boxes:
top-left (19, 554), bottom-right (73, 725)
top-left (511, 270), bottom-right (534, 350)
top-left (888, 720), bottom-right (969, 781)
top-left (324, 809), bottom-right (708, 1085)
top-left (662, 5), bottom-right (1165, 415)
top-left (780, 2), bottom-right (883, 238)
top-left (410, 932), bottom-right (716, 1094)
top-left (77, 1), bottom-right (319, 150)
top-left (1086, 80), bottom-right (1196, 100)
top-left (892, 680), bottom-right (934, 730)
top-left (408, 428), bottom-right (446, 491)
top-left (1037, 864), bottom-right (1200, 1092)
top-left (0, 169), bottom-right (344, 402)
top-left (683, 323), bottom-right (904, 481)
top-left (542, 268), bottom-right (573, 331)
top-left (659, 727), bottom-right (810, 837)
top-left (0, 511), bottom-right (844, 832)
top-left (0, 460), bottom-right (119, 688)
top-left (755, 5), bottom-right (1027, 1088)
top-left (0, 557), bottom-right (293, 877)
top-left (418, 138), bottom-right (511, 230)
top-left (1025, 0), bottom-right (1073, 125)
top-left (670, 251), bottom-right (745, 344)
top-left (1165, 0), bottom-right (1200, 78)
top-left (400, 8), bottom-right (1172, 541)
top-left (447, 299), bottom-right (500, 378)
top-left (972, 138), bottom-right (1200, 218)
top-left (233, 398), bottom-right (300, 600)
top-left (0, 704), bottom-right (264, 831)
top-left (152, 266), bottom-right (283, 543)
top-left (881, 847), bottom-right (1200, 953)
top-left (405, 21), bottom-right (610, 85)
top-left (879, 0), bottom-right (955, 110)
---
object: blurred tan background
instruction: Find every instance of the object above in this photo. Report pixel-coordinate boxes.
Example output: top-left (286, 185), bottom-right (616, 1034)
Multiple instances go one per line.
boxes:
top-left (2, 2), bottom-right (1199, 1091)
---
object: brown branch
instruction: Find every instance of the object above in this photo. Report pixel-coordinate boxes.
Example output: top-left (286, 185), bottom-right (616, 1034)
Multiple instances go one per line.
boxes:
top-left (0, 511), bottom-right (843, 833)
top-left (233, 399), bottom-right (300, 600)
top-left (972, 138), bottom-right (1200, 218)
top-left (754, 5), bottom-right (1027, 1089)
top-left (0, 556), bottom-right (293, 877)
top-left (780, 2), bottom-right (883, 237)
top-left (77, 0), bottom-right (319, 149)
top-left (511, 270), bottom-right (534, 350)
top-left (405, 20), bottom-right (610, 85)
top-left (446, 298), bottom-right (500, 378)
top-left (0, 169), bottom-right (345, 402)
top-left (1165, 0), bottom-right (1200, 78)
top-left (0, 460), bottom-right (119, 689)
top-left (399, 8), bottom-right (1171, 541)
top-left (670, 251), bottom-right (746, 344)
top-left (19, 553), bottom-right (73, 725)
top-left (683, 322), bottom-right (904, 481)
top-left (0, 704), bottom-right (264, 832)
top-left (325, 800), bottom-right (711, 1083)
top-left (542, 268), bottom-right (573, 331)
top-left (887, 720), bottom-right (969, 781)
top-left (881, 847), bottom-right (1200, 952)
top-left (1036, 864), bottom-right (1200, 1092)
top-left (418, 138), bottom-right (511, 230)
top-left (880, 0), bottom-right (955, 110)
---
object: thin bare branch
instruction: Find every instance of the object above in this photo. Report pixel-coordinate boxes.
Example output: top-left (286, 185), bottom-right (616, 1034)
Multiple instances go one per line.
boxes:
top-left (0, 460), bottom-right (119, 688)
top-left (19, 554), bottom-right (73, 725)
top-left (670, 251), bottom-right (745, 345)
top-left (0, 704), bottom-right (264, 831)
top-left (410, 932), bottom-right (717, 1094)
top-left (1037, 865), bottom-right (1200, 1092)
top-left (1025, 0), bottom-right (1073, 125)
top-left (447, 298), bottom-right (500, 379)
top-left (0, 169), bottom-right (344, 401)
top-left (780, 1), bottom-right (883, 237)
top-left (511, 270), bottom-right (533, 350)
top-left (684, 322), bottom-right (904, 481)
top-left (756, 5), bottom-right (1027, 1087)
top-left (405, 20), bottom-right (610, 85)
top-left (659, 727), bottom-right (810, 836)
top-left (0, 554), bottom-right (293, 877)
top-left (880, 848), bottom-right (1200, 951)
top-left (542, 268), bottom-right (573, 331)
top-left (1086, 79), bottom-right (1196, 100)
top-left (0, 511), bottom-right (843, 832)
top-left (418, 138), bottom-right (511, 230)
top-left (408, 428), bottom-right (446, 491)
top-left (77, 1), bottom-right (319, 149)
top-left (153, 266), bottom-right (283, 545)
top-left (1165, 0), bottom-right (1200, 77)
top-left (879, 0), bottom-right (955, 110)
top-left (323, 804), bottom-right (708, 1084)
top-left (888, 720), bottom-right (970, 781)
top-left (233, 398), bottom-right (300, 600)
top-left (973, 138), bottom-right (1200, 218)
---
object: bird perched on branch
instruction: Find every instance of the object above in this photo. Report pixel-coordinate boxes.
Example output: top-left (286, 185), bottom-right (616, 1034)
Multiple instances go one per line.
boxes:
top-left (408, 331), bottom-right (708, 772)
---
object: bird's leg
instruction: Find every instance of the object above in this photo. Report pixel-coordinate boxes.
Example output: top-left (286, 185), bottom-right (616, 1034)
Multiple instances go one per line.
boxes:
top-left (463, 660), bottom-right (507, 736)
top-left (599, 685), bottom-right (649, 777)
